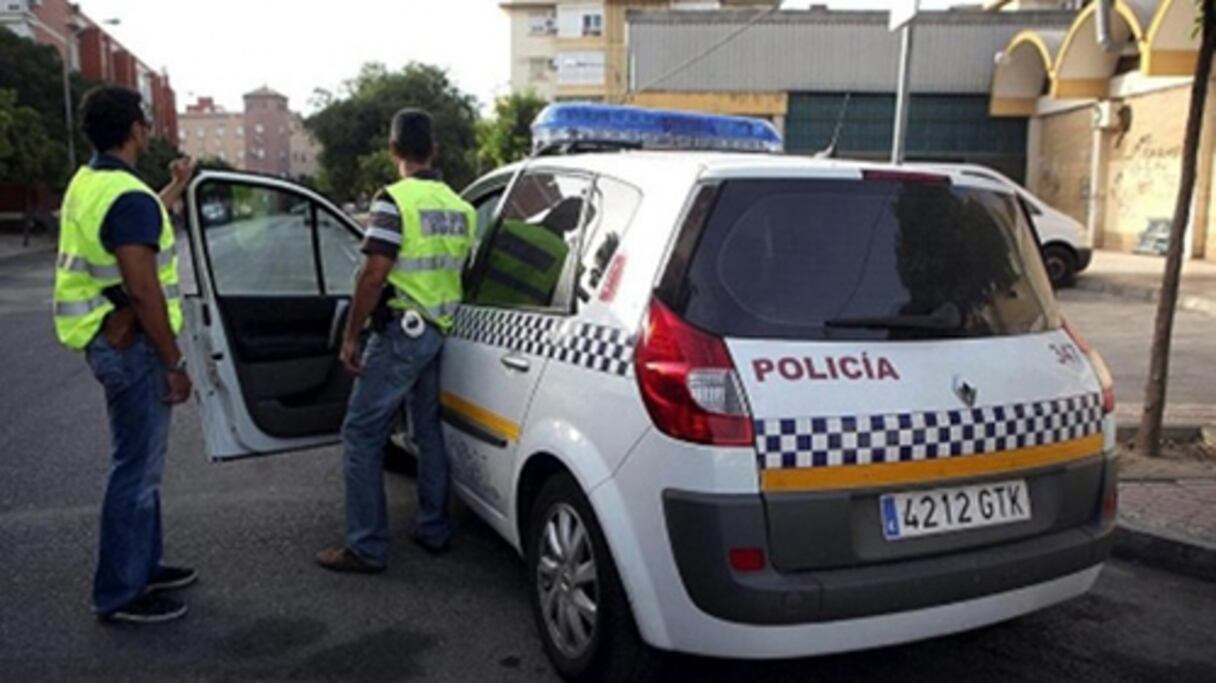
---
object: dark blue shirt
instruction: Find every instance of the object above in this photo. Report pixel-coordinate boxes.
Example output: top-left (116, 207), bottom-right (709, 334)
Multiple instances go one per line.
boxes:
top-left (91, 153), bottom-right (161, 254)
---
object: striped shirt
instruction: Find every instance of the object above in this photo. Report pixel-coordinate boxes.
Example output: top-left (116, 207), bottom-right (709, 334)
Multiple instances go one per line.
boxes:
top-left (360, 169), bottom-right (443, 257)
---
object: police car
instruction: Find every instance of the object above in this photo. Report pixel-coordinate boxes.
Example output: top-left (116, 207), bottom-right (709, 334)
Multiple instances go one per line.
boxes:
top-left (179, 104), bottom-right (1118, 680)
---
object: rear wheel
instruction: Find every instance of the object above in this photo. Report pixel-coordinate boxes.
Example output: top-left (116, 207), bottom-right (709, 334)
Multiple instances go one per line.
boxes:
top-left (1042, 244), bottom-right (1078, 288)
top-left (526, 474), bottom-right (661, 682)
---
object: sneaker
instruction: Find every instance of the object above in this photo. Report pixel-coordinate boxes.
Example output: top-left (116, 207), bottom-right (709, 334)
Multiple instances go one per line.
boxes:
top-left (315, 546), bottom-right (385, 574)
top-left (101, 594), bottom-right (188, 624)
top-left (409, 530), bottom-right (451, 556)
top-left (147, 566), bottom-right (198, 593)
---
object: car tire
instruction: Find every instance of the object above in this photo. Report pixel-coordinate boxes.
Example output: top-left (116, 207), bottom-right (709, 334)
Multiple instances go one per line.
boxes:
top-left (526, 473), bottom-right (662, 682)
top-left (1042, 244), bottom-right (1078, 288)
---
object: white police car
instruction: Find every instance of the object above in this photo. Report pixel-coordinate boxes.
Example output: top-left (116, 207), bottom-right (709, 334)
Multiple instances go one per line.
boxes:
top-left (179, 105), bottom-right (1118, 680)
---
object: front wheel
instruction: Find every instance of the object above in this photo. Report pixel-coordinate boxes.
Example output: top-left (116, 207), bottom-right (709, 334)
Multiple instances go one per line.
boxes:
top-left (526, 474), bottom-right (661, 682)
top-left (1042, 244), bottom-right (1078, 288)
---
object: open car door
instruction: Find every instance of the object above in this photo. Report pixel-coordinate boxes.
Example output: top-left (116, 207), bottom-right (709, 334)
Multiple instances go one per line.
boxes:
top-left (181, 171), bottom-right (363, 460)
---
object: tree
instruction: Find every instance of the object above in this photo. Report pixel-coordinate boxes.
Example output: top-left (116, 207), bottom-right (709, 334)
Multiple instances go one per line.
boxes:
top-left (135, 136), bottom-right (186, 190)
top-left (306, 62), bottom-right (479, 202)
top-left (1136, 0), bottom-right (1216, 458)
top-left (0, 89), bottom-right (63, 186)
top-left (476, 91), bottom-right (548, 171)
top-left (0, 30), bottom-right (93, 188)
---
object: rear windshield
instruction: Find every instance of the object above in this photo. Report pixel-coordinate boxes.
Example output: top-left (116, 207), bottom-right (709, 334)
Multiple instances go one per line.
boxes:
top-left (664, 178), bottom-right (1060, 341)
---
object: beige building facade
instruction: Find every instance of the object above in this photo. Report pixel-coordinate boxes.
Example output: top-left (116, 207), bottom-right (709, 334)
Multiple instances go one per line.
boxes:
top-left (992, 0), bottom-right (1216, 262)
top-left (178, 88), bottom-right (320, 179)
top-left (501, 0), bottom-right (777, 102)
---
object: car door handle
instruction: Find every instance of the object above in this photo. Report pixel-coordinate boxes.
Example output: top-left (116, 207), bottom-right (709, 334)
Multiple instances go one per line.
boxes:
top-left (500, 354), bottom-right (531, 373)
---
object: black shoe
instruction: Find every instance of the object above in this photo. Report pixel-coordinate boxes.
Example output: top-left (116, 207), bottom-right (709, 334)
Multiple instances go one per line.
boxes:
top-left (147, 566), bottom-right (198, 593)
top-left (101, 594), bottom-right (188, 624)
top-left (409, 530), bottom-right (451, 556)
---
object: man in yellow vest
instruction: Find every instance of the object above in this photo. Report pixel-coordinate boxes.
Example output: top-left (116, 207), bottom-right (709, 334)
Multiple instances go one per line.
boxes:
top-left (317, 109), bottom-right (476, 572)
top-left (53, 86), bottom-right (198, 623)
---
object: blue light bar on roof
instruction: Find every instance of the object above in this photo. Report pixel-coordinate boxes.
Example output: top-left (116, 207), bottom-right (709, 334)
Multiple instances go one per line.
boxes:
top-left (531, 103), bottom-right (783, 154)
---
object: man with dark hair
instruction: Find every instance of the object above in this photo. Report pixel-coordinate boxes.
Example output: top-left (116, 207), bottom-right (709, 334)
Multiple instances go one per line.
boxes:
top-left (317, 108), bottom-right (476, 572)
top-left (53, 85), bottom-right (198, 623)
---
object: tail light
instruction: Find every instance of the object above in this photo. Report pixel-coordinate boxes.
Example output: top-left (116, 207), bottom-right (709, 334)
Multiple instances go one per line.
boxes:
top-left (1064, 320), bottom-right (1115, 414)
top-left (862, 169), bottom-right (951, 184)
top-left (727, 547), bottom-right (766, 573)
top-left (634, 298), bottom-right (754, 446)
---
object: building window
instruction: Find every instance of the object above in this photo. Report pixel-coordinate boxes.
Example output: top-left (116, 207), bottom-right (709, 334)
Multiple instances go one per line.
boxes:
top-left (255, 124), bottom-right (264, 134)
top-left (237, 127), bottom-right (244, 137)
top-left (529, 11), bottom-right (556, 35)
top-left (196, 128), bottom-right (204, 138)
top-left (216, 127), bottom-right (224, 138)
top-left (529, 57), bottom-right (552, 82)
top-left (582, 13), bottom-right (603, 37)
top-left (557, 51), bottom-right (605, 86)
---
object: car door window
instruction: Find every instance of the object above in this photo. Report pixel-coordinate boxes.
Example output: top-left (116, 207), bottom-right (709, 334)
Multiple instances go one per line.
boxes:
top-left (197, 182), bottom-right (320, 296)
top-left (473, 188), bottom-right (504, 243)
top-left (316, 205), bottom-right (361, 295)
top-left (578, 175), bottom-right (642, 303)
top-left (467, 171), bottom-right (591, 312)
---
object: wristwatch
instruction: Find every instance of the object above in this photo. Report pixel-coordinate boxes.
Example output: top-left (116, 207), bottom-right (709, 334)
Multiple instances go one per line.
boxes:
top-left (167, 357), bottom-right (188, 374)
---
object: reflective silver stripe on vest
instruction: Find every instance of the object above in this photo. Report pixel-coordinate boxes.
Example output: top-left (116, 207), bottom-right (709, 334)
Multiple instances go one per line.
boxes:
top-left (56, 253), bottom-right (120, 280)
top-left (397, 254), bottom-right (465, 272)
top-left (158, 245), bottom-right (178, 268)
top-left (53, 296), bottom-right (109, 317)
top-left (57, 245), bottom-right (175, 279)
top-left (419, 210), bottom-right (469, 237)
top-left (54, 284), bottom-right (179, 318)
top-left (427, 300), bottom-right (461, 320)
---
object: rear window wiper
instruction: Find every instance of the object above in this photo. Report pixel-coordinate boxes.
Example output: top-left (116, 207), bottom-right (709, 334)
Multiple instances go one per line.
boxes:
top-left (824, 303), bottom-right (962, 331)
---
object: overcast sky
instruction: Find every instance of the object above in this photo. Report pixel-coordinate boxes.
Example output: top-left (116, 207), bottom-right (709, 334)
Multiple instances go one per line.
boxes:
top-left (77, 0), bottom-right (965, 116)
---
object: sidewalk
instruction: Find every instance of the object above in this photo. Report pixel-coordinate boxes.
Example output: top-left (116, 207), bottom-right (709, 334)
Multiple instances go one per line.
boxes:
top-left (1115, 439), bottom-right (1216, 582)
top-left (1075, 250), bottom-right (1216, 316)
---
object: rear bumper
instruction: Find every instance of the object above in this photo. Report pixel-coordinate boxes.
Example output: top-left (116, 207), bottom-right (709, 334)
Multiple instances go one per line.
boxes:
top-left (664, 489), bottom-right (1114, 625)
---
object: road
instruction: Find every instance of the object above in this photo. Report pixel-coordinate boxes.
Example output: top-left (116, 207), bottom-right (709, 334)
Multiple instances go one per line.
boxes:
top-left (2, 250), bottom-right (1214, 682)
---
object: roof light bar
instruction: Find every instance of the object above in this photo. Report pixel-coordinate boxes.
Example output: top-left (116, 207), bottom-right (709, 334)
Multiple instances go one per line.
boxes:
top-left (531, 103), bottom-right (783, 154)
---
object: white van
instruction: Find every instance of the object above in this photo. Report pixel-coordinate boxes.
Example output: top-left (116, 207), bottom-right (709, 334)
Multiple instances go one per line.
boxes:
top-left (180, 105), bottom-right (1118, 681)
top-left (912, 163), bottom-right (1092, 287)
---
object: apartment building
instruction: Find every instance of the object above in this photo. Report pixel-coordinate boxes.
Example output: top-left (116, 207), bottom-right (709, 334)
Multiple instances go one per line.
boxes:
top-left (0, 0), bottom-right (178, 140)
top-left (501, 1), bottom-right (777, 102)
top-left (179, 88), bottom-right (319, 179)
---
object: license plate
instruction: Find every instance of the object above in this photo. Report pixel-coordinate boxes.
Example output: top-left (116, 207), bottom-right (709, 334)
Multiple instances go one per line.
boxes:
top-left (880, 479), bottom-right (1031, 541)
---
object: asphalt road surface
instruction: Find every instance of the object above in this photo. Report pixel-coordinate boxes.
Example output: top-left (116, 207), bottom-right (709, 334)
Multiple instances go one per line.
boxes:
top-left (2, 250), bottom-right (1214, 682)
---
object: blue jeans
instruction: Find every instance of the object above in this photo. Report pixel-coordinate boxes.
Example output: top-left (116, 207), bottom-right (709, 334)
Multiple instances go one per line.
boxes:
top-left (342, 322), bottom-right (448, 566)
top-left (85, 333), bottom-right (172, 614)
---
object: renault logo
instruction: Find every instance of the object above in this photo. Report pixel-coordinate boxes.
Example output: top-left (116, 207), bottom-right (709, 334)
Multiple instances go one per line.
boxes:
top-left (953, 375), bottom-right (978, 408)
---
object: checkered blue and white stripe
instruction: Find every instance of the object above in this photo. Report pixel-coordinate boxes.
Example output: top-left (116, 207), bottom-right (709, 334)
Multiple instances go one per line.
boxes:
top-left (753, 393), bottom-right (1104, 470)
top-left (450, 307), bottom-right (635, 377)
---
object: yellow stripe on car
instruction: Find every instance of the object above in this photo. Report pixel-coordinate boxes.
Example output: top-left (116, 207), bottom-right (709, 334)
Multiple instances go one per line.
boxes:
top-left (440, 392), bottom-right (522, 443)
top-left (761, 433), bottom-right (1104, 492)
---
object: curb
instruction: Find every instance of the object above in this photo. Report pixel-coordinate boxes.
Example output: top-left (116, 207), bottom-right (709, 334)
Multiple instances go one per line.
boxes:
top-left (1114, 424), bottom-right (1204, 443)
top-left (1113, 522), bottom-right (1216, 583)
top-left (1075, 277), bottom-right (1216, 317)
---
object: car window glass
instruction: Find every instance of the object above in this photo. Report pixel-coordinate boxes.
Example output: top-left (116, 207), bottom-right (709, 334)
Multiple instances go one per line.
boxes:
top-left (198, 182), bottom-right (319, 295)
top-left (473, 189), bottom-right (504, 243)
top-left (577, 176), bottom-right (642, 303)
top-left (317, 206), bottom-right (360, 295)
top-left (671, 179), bottom-right (1059, 341)
top-left (468, 171), bottom-right (590, 312)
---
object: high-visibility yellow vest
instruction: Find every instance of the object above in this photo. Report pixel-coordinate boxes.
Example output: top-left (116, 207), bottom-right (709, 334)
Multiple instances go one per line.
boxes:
top-left (53, 166), bottom-right (182, 351)
top-left (383, 178), bottom-right (477, 333)
top-left (476, 219), bottom-right (569, 309)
